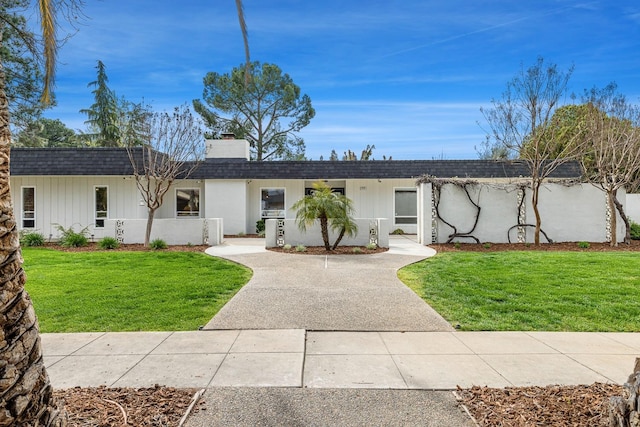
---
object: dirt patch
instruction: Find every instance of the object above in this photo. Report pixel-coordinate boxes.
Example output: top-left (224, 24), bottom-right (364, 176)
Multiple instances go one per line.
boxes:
top-left (458, 383), bottom-right (623, 426)
top-left (54, 385), bottom-right (203, 426)
top-left (431, 240), bottom-right (640, 253)
top-left (39, 242), bottom-right (209, 253)
top-left (268, 245), bottom-right (388, 255)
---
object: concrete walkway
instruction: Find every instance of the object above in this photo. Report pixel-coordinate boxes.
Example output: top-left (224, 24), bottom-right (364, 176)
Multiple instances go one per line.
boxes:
top-left (202, 236), bottom-right (451, 331)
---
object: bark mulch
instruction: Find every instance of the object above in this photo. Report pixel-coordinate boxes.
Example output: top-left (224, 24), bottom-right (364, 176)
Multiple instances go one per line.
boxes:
top-left (53, 386), bottom-right (203, 426)
top-left (458, 383), bottom-right (623, 427)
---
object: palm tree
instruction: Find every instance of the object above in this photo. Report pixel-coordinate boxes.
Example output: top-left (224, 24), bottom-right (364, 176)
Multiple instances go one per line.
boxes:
top-left (0, 1), bottom-right (70, 424)
top-left (292, 181), bottom-right (358, 251)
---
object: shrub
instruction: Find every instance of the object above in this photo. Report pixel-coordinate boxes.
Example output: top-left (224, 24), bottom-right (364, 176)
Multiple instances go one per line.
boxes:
top-left (150, 238), bottom-right (168, 250)
top-left (256, 219), bottom-right (265, 235)
top-left (631, 221), bottom-right (640, 240)
top-left (295, 244), bottom-right (306, 252)
top-left (483, 242), bottom-right (492, 249)
top-left (56, 224), bottom-right (89, 248)
top-left (283, 244), bottom-right (292, 251)
top-left (98, 237), bottom-right (120, 250)
top-left (391, 228), bottom-right (405, 235)
top-left (577, 241), bottom-right (590, 249)
top-left (21, 231), bottom-right (45, 247)
top-left (454, 242), bottom-right (461, 249)
top-left (353, 247), bottom-right (363, 254)
top-left (366, 242), bottom-right (377, 250)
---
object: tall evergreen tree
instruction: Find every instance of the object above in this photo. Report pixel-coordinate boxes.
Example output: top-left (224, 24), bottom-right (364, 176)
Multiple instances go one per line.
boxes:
top-left (80, 60), bottom-right (121, 146)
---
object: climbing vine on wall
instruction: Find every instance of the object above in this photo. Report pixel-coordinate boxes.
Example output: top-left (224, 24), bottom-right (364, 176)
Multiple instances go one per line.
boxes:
top-left (416, 176), bottom-right (578, 244)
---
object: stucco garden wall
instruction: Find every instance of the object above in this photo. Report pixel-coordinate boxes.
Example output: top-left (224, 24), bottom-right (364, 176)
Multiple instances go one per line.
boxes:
top-left (419, 181), bottom-right (625, 244)
top-left (103, 218), bottom-right (223, 245)
top-left (264, 218), bottom-right (390, 248)
top-left (626, 194), bottom-right (640, 223)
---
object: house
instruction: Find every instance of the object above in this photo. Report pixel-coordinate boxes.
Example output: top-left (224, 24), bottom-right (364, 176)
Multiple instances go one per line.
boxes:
top-left (11, 138), bottom-right (615, 246)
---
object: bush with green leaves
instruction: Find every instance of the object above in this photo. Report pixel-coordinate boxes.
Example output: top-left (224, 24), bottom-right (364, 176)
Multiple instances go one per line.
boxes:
top-left (150, 238), bottom-right (168, 250)
top-left (98, 237), bottom-right (120, 250)
top-left (352, 247), bottom-right (363, 254)
top-left (21, 231), bottom-right (45, 247)
top-left (631, 221), bottom-right (640, 240)
top-left (391, 228), bottom-right (405, 235)
top-left (283, 244), bottom-right (292, 251)
top-left (295, 244), bottom-right (306, 252)
top-left (577, 241), bottom-right (590, 249)
top-left (366, 243), bottom-right (377, 250)
top-left (256, 219), bottom-right (265, 235)
top-left (55, 224), bottom-right (89, 247)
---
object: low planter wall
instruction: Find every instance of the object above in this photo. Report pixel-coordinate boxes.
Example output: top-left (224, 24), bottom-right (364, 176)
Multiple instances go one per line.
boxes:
top-left (264, 218), bottom-right (390, 248)
top-left (104, 218), bottom-right (223, 246)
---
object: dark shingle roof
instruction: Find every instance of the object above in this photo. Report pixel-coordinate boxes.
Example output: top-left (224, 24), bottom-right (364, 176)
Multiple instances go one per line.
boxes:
top-left (10, 147), bottom-right (138, 175)
top-left (10, 147), bottom-right (582, 179)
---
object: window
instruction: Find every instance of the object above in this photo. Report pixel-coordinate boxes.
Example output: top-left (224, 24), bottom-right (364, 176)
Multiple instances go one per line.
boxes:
top-left (22, 187), bottom-right (35, 228)
top-left (176, 189), bottom-right (200, 217)
top-left (261, 188), bottom-right (285, 218)
top-left (305, 187), bottom-right (345, 196)
top-left (394, 188), bottom-right (417, 225)
top-left (95, 186), bottom-right (108, 228)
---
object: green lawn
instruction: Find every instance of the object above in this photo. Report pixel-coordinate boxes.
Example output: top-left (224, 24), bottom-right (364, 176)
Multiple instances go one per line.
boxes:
top-left (398, 251), bottom-right (640, 331)
top-left (23, 248), bottom-right (252, 332)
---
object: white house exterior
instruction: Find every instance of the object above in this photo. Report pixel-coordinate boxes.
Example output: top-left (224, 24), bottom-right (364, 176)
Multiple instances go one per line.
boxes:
top-left (11, 138), bottom-right (623, 246)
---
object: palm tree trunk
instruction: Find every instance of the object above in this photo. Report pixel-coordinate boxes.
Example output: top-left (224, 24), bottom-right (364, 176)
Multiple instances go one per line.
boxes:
top-left (331, 228), bottom-right (346, 250)
top-left (0, 60), bottom-right (67, 425)
top-left (319, 216), bottom-right (331, 251)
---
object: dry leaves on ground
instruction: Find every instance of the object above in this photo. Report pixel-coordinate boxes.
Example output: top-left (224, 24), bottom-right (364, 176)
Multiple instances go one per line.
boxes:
top-left (458, 383), bottom-right (623, 427)
top-left (54, 385), bottom-right (202, 426)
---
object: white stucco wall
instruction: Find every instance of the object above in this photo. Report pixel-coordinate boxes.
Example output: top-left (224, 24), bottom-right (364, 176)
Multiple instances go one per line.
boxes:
top-left (103, 218), bottom-right (223, 245)
top-left (204, 180), bottom-right (247, 235)
top-left (528, 184), bottom-right (624, 243)
top-left (265, 218), bottom-right (390, 248)
top-left (426, 181), bottom-right (624, 244)
top-left (626, 194), bottom-right (640, 223)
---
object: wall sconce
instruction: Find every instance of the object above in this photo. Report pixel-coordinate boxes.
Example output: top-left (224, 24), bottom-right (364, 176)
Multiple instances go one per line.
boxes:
top-left (377, 179), bottom-right (382, 183)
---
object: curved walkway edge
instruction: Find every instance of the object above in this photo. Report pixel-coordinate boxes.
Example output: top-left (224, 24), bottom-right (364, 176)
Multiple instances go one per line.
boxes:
top-left (203, 236), bottom-right (451, 332)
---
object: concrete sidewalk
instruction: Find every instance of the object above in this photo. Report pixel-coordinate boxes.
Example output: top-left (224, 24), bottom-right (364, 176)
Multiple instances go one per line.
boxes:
top-left (42, 330), bottom-right (638, 390)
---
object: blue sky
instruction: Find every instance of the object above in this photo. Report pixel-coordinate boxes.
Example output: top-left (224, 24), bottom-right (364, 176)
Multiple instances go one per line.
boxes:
top-left (40, 0), bottom-right (640, 160)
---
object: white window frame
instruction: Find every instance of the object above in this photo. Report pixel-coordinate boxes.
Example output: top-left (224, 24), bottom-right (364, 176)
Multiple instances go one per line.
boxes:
top-left (393, 187), bottom-right (418, 225)
top-left (94, 185), bottom-right (108, 228)
top-left (176, 188), bottom-right (200, 217)
top-left (21, 186), bottom-right (36, 229)
top-left (260, 187), bottom-right (286, 218)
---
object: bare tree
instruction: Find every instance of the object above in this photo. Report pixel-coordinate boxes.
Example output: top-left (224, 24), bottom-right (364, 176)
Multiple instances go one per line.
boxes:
top-left (126, 105), bottom-right (204, 246)
top-left (580, 84), bottom-right (640, 246)
top-left (481, 57), bottom-right (584, 245)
